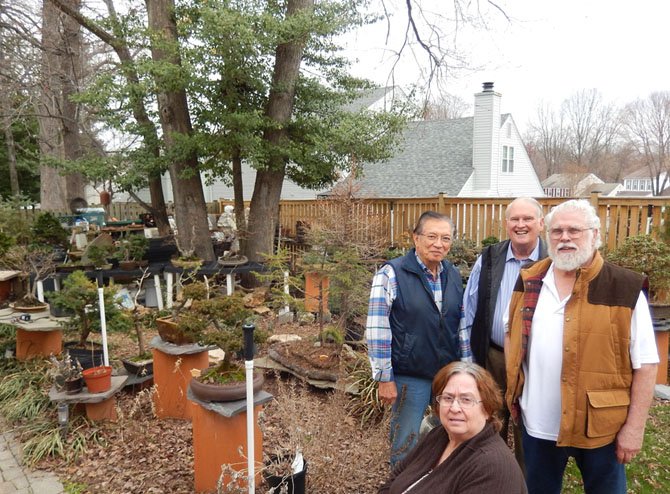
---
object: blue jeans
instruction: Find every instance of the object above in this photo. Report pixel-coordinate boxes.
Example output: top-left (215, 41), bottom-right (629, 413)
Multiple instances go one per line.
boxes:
top-left (389, 374), bottom-right (433, 466)
top-left (522, 425), bottom-right (626, 494)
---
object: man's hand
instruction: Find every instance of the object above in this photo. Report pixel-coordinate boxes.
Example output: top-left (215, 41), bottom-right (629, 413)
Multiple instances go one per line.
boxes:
top-left (378, 381), bottom-right (398, 406)
top-left (615, 422), bottom-right (644, 463)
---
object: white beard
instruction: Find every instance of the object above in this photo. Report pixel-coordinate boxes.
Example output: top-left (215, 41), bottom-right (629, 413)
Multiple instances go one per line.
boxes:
top-left (550, 242), bottom-right (594, 271)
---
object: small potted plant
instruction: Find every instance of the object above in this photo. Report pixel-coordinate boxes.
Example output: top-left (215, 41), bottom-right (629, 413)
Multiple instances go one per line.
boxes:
top-left (49, 270), bottom-right (132, 368)
top-left (47, 353), bottom-right (84, 394)
top-left (115, 235), bottom-right (149, 270)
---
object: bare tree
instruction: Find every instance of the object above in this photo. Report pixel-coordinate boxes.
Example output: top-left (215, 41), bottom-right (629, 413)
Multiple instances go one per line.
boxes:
top-left (624, 91), bottom-right (670, 195)
top-left (526, 101), bottom-right (569, 180)
top-left (422, 92), bottom-right (470, 120)
top-left (562, 88), bottom-right (620, 168)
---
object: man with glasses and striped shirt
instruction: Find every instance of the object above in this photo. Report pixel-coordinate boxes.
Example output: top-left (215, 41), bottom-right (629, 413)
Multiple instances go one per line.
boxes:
top-left (366, 211), bottom-right (463, 465)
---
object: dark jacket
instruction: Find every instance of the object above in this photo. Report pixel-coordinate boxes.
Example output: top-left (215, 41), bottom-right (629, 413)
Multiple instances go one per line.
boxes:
top-left (386, 249), bottom-right (462, 380)
top-left (470, 239), bottom-right (547, 366)
top-left (378, 423), bottom-right (527, 494)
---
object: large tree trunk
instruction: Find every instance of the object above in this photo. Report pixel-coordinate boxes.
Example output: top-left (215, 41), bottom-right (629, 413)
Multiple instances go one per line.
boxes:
top-left (59, 0), bottom-right (86, 204)
top-left (145, 0), bottom-right (213, 260)
top-left (38, 0), bottom-right (68, 211)
top-left (48, 0), bottom-right (171, 233)
top-left (244, 0), bottom-right (313, 270)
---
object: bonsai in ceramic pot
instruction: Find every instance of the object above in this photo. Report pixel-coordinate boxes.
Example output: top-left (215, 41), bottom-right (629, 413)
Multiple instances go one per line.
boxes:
top-left (187, 293), bottom-right (269, 402)
top-left (114, 235), bottom-right (149, 270)
top-left (49, 270), bottom-right (132, 367)
top-left (0, 244), bottom-right (57, 311)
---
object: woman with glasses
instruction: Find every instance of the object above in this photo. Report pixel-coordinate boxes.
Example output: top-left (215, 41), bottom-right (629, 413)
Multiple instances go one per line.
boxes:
top-left (378, 362), bottom-right (526, 493)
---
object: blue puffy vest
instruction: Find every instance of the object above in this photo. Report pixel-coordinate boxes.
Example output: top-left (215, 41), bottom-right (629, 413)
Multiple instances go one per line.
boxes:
top-left (386, 249), bottom-right (463, 380)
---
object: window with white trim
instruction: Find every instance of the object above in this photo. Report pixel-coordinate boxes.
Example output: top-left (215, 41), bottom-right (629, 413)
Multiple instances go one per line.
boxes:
top-left (502, 146), bottom-right (514, 173)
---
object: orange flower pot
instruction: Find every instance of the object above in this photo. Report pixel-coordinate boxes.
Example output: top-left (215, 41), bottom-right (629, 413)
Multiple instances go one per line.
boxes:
top-left (82, 365), bottom-right (113, 393)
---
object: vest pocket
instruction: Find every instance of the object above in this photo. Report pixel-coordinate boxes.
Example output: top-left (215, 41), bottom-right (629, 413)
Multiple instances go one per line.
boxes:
top-left (585, 389), bottom-right (630, 438)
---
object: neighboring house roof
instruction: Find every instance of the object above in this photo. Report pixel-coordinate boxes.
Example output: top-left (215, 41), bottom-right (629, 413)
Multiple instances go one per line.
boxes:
top-left (584, 183), bottom-right (623, 196)
top-left (344, 87), bottom-right (399, 113)
top-left (351, 117), bottom-right (474, 198)
top-left (623, 167), bottom-right (652, 179)
top-left (541, 173), bottom-right (601, 189)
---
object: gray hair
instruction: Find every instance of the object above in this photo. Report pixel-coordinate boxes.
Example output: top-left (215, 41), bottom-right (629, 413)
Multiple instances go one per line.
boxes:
top-left (505, 197), bottom-right (544, 220)
top-left (545, 199), bottom-right (602, 249)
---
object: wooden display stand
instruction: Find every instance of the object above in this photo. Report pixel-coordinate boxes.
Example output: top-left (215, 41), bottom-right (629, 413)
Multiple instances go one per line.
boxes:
top-left (16, 328), bottom-right (62, 360)
top-left (189, 389), bottom-right (273, 493)
top-left (151, 336), bottom-right (212, 420)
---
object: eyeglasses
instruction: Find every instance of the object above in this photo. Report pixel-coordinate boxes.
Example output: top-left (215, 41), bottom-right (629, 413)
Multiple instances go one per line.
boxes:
top-left (435, 394), bottom-right (481, 409)
top-left (549, 227), bottom-right (593, 239)
top-left (419, 234), bottom-right (452, 245)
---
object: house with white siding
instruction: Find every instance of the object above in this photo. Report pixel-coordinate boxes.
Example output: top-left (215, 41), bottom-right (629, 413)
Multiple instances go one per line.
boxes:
top-left (349, 82), bottom-right (544, 198)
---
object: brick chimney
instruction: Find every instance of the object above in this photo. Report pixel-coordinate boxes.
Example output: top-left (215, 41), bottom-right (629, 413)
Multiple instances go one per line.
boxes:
top-left (472, 82), bottom-right (501, 192)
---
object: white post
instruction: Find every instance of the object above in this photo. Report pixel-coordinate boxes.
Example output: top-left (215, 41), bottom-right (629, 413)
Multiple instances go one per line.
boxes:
top-left (166, 272), bottom-right (174, 309)
top-left (245, 359), bottom-right (255, 494)
top-left (98, 287), bottom-right (109, 367)
top-left (226, 273), bottom-right (233, 296)
top-left (36, 280), bottom-right (45, 303)
top-left (154, 274), bottom-right (164, 310)
top-left (283, 270), bottom-right (290, 313)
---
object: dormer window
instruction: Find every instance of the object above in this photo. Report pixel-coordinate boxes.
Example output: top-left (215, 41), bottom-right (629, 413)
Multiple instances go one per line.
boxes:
top-left (502, 146), bottom-right (514, 173)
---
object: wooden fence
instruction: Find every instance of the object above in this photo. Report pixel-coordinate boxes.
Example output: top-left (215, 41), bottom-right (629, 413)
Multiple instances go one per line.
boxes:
top-left (277, 193), bottom-right (670, 252)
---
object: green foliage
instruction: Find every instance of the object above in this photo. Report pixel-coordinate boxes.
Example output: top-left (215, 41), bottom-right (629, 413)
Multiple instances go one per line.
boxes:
top-left (86, 244), bottom-right (113, 268)
top-left (31, 212), bottom-right (69, 248)
top-left (0, 110), bottom-right (40, 202)
top-left (319, 325), bottom-right (344, 345)
top-left (481, 235), bottom-right (499, 247)
top-left (0, 195), bottom-right (33, 245)
top-left (114, 235), bottom-right (149, 262)
top-left (345, 350), bottom-right (386, 426)
top-left (447, 237), bottom-right (481, 281)
top-left (606, 235), bottom-right (670, 301)
top-left (49, 271), bottom-right (132, 345)
top-left (257, 249), bottom-right (305, 313)
top-left (0, 360), bottom-right (103, 466)
top-left (0, 231), bottom-right (15, 256)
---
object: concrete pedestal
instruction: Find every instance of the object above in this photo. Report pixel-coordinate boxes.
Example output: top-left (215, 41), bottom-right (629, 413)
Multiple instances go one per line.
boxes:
top-left (189, 389), bottom-right (272, 493)
top-left (151, 336), bottom-right (213, 420)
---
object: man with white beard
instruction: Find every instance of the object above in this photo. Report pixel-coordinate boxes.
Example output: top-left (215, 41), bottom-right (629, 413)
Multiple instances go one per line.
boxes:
top-left (504, 199), bottom-right (658, 494)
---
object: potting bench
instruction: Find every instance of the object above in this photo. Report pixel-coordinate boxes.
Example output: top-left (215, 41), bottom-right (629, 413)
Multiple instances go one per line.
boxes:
top-left (187, 387), bottom-right (273, 493)
top-left (48, 375), bottom-right (128, 421)
top-left (163, 261), bottom-right (266, 308)
top-left (0, 307), bottom-right (68, 360)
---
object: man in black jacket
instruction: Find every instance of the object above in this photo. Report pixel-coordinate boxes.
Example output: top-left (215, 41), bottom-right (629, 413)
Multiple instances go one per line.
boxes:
top-left (463, 197), bottom-right (546, 469)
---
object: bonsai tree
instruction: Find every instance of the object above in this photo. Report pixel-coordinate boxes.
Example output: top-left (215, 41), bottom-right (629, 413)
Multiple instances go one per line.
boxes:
top-left (0, 244), bottom-right (56, 306)
top-left (606, 234), bottom-right (670, 303)
top-left (49, 270), bottom-right (132, 346)
top-left (115, 235), bottom-right (149, 263)
top-left (86, 244), bottom-right (114, 269)
top-left (31, 212), bottom-right (69, 249)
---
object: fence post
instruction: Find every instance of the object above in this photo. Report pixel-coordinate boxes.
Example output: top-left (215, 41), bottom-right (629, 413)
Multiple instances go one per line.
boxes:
top-left (438, 192), bottom-right (445, 214)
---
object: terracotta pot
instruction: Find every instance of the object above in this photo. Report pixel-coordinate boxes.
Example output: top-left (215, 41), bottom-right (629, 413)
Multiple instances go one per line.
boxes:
top-left (156, 317), bottom-right (196, 345)
top-left (190, 369), bottom-right (264, 402)
top-left (82, 365), bottom-right (112, 393)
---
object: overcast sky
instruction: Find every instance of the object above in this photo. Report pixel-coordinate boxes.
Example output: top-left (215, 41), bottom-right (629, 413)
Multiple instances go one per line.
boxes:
top-left (342, 0), bottom-right (670, 134)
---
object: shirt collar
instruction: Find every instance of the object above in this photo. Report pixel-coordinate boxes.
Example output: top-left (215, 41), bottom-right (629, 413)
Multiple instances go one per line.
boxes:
top-left (414, 251), bottom-right (443, 277)
top-left (506, 239), bottom-right (541, 263)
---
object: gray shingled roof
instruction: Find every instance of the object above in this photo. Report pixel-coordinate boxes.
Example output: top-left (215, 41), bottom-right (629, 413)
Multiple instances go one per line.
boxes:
top-left (352, 117), bottom-right (474, 198)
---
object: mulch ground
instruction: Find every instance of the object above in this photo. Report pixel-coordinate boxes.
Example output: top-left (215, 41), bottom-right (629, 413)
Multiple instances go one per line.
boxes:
top-left (37, 318), bottom-right (392, 493)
